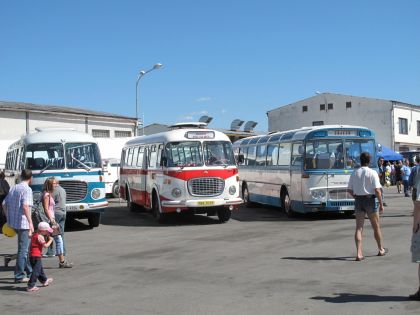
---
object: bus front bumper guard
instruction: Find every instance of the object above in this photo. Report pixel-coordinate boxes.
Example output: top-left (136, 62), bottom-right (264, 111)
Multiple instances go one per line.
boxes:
top-left (65, 201), bottom-right (109, 212)
top-left (161, 197), bottom-right (243, 208)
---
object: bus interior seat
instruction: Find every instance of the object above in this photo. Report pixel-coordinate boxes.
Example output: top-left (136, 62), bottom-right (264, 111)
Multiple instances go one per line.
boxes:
top-left (26, 158), bottom-right (36, 169)
top-left (316, 153), bottom-right (332, 169)
top-left (34, 158), bottom-right (45, 169)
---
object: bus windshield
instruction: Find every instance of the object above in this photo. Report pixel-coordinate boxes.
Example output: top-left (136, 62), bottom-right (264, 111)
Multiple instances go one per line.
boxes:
top-left (165, 141), bottom-right (204, 167)
top-left (25, 143), bottom-right (65, 170)
top-left (204, 141), bottom-right (236, 166)
top-left (65, 143), bottom-right (101, 169)
top-left (305, 139), bottom-right (376, 170)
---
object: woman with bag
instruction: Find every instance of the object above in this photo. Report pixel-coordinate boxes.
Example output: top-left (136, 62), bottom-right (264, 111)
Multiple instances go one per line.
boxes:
top-left (42, 178), bottom-right (72, 268)
top-left (408, 156), bottom-right (420, 300)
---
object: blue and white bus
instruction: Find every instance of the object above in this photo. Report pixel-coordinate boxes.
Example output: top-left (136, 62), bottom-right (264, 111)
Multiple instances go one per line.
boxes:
top-left (4, 128), bottom-right (108, 227)
top-left (233, 125), bottom-right (377, 216)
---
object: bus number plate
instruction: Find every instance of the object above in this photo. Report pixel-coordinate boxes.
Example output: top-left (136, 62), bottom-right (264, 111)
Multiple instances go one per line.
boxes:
top-left (66, 205), bottom-right (81, 211)
top-left (197, 201), bottom-right (215, 206)
top-left (339, 206), bottom-right (353, 211)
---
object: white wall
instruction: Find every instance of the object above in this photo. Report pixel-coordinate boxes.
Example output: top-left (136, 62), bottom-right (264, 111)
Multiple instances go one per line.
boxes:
top-left (393, 105), bottom-right (420, 151)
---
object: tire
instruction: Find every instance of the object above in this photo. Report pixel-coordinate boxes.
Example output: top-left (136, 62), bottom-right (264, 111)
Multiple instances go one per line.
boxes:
top-left (88, 213), bottom-right (101, 228)
top-left (281, 192), bottom-right (294, 218)
top-left (126, 186), bottom-right (138, 212)
top-left (217, 207), bottom-right (231, 223)
top-left (242, 185), bottom-right (253, 207)
top-left (152, 193), bottom-right (166, 224)
top-left (112, 181), bottom-right (120, 199)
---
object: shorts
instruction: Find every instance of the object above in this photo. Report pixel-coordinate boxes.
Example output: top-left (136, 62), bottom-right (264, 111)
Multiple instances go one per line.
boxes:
top-left (354, 195), bottom-right (377, 215)
top-left (411, 230), bottom-right (420, 263)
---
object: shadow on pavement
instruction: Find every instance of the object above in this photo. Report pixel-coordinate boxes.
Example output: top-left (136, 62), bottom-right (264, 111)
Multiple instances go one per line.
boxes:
top-left (311, 293), bottom-right (409, 303)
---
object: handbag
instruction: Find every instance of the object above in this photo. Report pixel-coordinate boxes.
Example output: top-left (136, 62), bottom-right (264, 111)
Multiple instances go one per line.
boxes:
top-left (31, 200), bottom-right (48, 228)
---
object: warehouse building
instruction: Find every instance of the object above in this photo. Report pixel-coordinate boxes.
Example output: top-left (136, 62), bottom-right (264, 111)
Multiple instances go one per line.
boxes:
top-left (267, 93), bottom-right (420, 152)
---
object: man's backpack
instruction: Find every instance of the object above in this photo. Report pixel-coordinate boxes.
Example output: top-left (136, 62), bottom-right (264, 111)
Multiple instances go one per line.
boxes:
top-left (31, 199), bottom-right (49, 228)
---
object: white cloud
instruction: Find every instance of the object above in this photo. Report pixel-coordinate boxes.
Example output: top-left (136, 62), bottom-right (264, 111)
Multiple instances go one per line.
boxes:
top-left (195, 97), bottom-right (212, 102)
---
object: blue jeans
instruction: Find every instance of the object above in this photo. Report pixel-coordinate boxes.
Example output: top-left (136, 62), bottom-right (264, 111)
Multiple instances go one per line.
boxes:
top-left (46, 212), bottom-right (66, 256)
top-left (15, 229), bottom-right (32, 281)
top-left (403, 180), bottom-right (410, 196)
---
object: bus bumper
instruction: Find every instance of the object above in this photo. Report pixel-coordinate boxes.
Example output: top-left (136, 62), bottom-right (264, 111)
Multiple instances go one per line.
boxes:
top-left (65, 201), bottom-right (109, 212)
top-left (161, 197), bottom-right (243, 209)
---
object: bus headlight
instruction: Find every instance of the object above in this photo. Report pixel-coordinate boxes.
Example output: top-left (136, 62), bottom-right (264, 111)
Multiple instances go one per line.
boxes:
top-left (172, 188), bottom-right (182, 198)
top-left (91, 188), bottom-right (101, 200)
top-left (229, 185), bottom-right (237, 195)
top-left (311, 190), bottom-right (326, 200)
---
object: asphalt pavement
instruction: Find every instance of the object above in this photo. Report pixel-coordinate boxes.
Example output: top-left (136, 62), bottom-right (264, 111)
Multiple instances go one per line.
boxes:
top-left (1, 187), bottom-right (420, 315)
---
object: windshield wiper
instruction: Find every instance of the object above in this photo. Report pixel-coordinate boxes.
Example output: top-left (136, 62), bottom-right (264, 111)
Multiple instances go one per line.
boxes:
top-left (71, 154), bottom-right (91, 171)
top-left (39, 162), bottom-right (53, 175)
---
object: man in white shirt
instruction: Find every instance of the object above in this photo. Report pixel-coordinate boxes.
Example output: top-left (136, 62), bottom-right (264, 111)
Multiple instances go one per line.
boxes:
top-left (348, 152), bottom-right (386, 261)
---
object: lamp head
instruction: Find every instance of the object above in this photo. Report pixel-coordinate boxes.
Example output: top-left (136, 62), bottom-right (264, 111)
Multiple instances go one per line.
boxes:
top-left (153, 63), bottom-right (163, 69)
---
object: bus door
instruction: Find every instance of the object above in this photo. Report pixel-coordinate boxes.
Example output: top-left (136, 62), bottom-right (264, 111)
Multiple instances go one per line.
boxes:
top-left (137, 146), bottom-right (147, 205)
top-left (290, 142), bottom-right (304, 209)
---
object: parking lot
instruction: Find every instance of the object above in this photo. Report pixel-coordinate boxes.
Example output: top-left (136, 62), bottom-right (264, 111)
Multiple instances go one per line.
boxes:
top-left (1, 187), bottom-right (420, 315)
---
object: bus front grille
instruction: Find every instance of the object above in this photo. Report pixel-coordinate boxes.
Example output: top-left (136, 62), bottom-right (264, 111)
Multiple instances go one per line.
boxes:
top-left (188, 177), bottom-right (225, 197)
top-left (60, 180), bottom-right (88, 202)
top-left (328, 189), bottom-right (353, 200)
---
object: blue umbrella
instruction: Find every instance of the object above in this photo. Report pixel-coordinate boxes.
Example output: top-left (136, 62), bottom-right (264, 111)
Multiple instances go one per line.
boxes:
top-left (377, 146), bottom-right (403, 161)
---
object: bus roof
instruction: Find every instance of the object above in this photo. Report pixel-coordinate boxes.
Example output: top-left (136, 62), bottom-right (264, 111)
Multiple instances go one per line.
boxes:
top-left (233, 124), bottom-right (374, 146)
top-left (20, 129), bottom-right (97, 145)
top-left (124, 128), bottom-right (231, 147)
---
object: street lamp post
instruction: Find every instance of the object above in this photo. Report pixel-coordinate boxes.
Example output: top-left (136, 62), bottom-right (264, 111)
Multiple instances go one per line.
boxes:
top-left (135, 63), bottom-right (163, 136)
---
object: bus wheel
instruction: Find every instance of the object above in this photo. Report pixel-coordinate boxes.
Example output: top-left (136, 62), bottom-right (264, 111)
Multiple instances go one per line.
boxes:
top-left (242, 185), bottom-right (253, 207)
top-left (282, 192), bottom-right (294, 217)
top-left (152, 193), bottom-right (166, 224)
top-left (112, 181), bottom-right (120, 199)
top-left (126, 187), bottom-right (137, 212)
top-left (88, 213), bottom-right (101, 228)
top-left (217, 207), bottom-right (231, 223)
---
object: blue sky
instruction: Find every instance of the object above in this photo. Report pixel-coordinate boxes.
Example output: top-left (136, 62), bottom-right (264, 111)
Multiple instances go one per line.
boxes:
top-left (1, 0), bottom-right (419, 131)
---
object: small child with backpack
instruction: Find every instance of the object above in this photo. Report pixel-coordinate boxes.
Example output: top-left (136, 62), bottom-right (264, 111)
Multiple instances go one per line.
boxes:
top-left (27, 222), bottom-right (54, 292)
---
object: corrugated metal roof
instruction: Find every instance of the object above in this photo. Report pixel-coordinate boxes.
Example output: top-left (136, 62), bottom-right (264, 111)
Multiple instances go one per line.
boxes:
top-left (0, 100), bottom-right (136, 121)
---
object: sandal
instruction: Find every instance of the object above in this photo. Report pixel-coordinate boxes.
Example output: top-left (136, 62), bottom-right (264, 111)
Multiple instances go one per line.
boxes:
top-left (409, 290), bottom-right (420, 300)
top-left (355, 256), bottom-right (365, 261)
top-left (378, 248), bottom-right (389, 256)
top-left (27, 286), bottom-right (40, 292)
top-left (42, 278), bottom-right (54, 287)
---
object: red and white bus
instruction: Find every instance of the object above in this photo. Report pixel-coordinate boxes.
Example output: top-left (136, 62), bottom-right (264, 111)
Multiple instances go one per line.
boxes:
top-left (119, 123), bottom-right (242, 223)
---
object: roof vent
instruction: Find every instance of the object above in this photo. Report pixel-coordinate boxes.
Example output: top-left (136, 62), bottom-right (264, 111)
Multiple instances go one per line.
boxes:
top-left (230, 119), bottom-right (245, 131)
top-left (199, 116), bottom-right (213, 124)
top-left (169, 122), bottom-right (208, 129)
top-left (243, 121), bottom-right (258, 132)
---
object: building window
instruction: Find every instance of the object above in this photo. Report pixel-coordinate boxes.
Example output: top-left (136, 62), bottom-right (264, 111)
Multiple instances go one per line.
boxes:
top-left (328, 103), bottom-right (333, 110)
top-left (302, 106), bottom-right (308, 112)
top-left (399, 146), bottom-right (409, 152)
top-left (320, 104), bottom-right (325, 111)
top-left (346, 101), bottom-right (352, 109)
top-left (92, 129), bottom-right (110, 138)
top-left (399, 118), bottom-right (408, 135)
top-left (417, 121), bottom-right (420, 136)
top-left (312, 121), bottom-right (324, 126)
top-left (115, 130), bottom-right (132, 138)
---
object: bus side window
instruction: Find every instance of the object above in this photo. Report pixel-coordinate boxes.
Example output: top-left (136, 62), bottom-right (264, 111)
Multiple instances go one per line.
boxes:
top-left (156, 144), bottom-right (163, 167)
top-left (291, 143), bottom-right (303, 167)
top-left (137, 147), bottom-right (144, 168)
top-left (256, 145), bottom-right (267, 166)
top-left (278, 143), bottom-right (291, 166)
top-left (149, 145), bottom-right (157, 168)
top-left (247, 146), bottom-right (256, 166)
top-left (267, 144), bottom-right (279, 166)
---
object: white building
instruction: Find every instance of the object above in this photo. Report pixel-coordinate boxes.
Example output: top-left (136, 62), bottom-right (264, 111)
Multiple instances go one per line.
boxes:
top-left (267, 93), bottom-right (420, 152)
top-left (0, 101), bottom-right (137, 166)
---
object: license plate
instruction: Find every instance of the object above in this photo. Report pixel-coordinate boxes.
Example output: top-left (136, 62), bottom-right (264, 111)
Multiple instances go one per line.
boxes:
top-left (339, 206), bottom-right (353, 211)
top-left (66, 205), bottom-right (81, 211)
top-left (197, 201), bottom-right (215, 206)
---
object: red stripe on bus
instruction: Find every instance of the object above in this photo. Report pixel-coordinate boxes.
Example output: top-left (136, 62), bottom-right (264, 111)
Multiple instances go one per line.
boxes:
top-left (120, 168), bottom-right (238, 180)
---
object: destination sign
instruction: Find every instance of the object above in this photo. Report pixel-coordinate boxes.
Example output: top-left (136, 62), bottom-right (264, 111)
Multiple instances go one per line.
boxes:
top-left (328, 130), bottom-right (357, 136)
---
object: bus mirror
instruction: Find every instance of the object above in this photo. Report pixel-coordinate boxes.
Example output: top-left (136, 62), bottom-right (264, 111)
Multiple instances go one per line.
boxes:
top-left (376, 144), bottom-right (382, 153)
top-left (237, 154), bottom-right (244, 164)
top-left (160, 156), bottom-right (167, 167)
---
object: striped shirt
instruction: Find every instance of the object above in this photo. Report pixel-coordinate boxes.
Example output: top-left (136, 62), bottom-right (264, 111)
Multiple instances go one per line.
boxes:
top-left (4, 181), bottom-right (33, 230)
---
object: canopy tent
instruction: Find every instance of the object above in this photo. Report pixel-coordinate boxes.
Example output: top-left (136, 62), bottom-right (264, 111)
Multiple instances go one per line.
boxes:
top-left (377, 146), bottom-right (403, 161)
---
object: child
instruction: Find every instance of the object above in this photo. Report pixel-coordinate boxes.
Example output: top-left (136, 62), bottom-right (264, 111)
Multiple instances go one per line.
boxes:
top-left (27, 222), bottom-right (54, 292)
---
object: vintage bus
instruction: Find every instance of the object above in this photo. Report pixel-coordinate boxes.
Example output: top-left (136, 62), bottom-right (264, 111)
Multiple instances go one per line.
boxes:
top-left (233, 125), bottom-right (377, 216)
top-left (4, 128), bottom-right (108, 227)
top-left (119, 123), bottom-right (242, 223)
